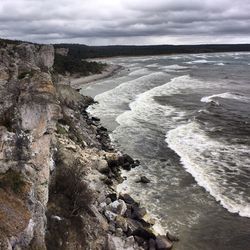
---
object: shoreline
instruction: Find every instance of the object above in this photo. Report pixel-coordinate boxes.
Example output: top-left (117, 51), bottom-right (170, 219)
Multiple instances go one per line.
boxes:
top-left (77, 65), bottom-right (178, 248)
top-left (62, 64), bottom-right (123, 90)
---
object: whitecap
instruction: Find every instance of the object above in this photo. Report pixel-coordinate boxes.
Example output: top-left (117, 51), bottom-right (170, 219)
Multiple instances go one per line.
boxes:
top-left (201, 92), bottom-right (250, 103)
top-left (215, 62), bottom-right (225, 66)
top-left (129, 68), bottom-right (151, 76)
top-left (185, 59), bottom-right (209, 64)
top-left (166, 121), bottom-right (250, 217)
top-left (161, 64), bottom-right (189, 72)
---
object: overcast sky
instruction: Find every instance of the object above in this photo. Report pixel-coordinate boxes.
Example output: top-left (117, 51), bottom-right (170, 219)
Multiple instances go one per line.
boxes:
top-left (0, 0), bottom-right (250, 45)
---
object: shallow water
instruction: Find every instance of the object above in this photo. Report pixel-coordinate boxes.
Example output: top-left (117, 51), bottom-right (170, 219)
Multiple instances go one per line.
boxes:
top-left (80, 52), bottom-right (250, 250)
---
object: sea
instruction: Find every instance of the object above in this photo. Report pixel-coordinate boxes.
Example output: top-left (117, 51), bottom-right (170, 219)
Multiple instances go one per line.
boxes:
top-left (80, 52), bottom-right (250, 250)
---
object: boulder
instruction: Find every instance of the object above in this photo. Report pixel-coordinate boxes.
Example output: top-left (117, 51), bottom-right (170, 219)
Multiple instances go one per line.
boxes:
top-left (123, 154), bottom-right (134, 164)
top-left (166, 232), bottom-right (179, 242)
top-left (105, 210), bottom-right (117, 222)
top-left (119, 194), bottom-right (138, 206)
top-left (108, 222), bottom-right (116, 233)
top-left (132, 227), bottom-right (156, 241)
top-left (116, 215), bottom-right (128, 232)
top-left (106, 197), bottom-right (112, 205)
top-left (136, 176), bottom-right (150, 184)
top-left (122, 162), bottom-right (131, 171)
top-left (149, 238), bottom-right (156, 250)
top-left (106, 199), bottom-right (127, 216)
top-left (124, 236), bottom-right (136, 248)
top-left (107, 193), bottom-right (117, 202)
top-left (131, 206), bottom-right (147, 220)
top-left (115, 227), bottom-right (123, 237)
top-left (155, 236), bottom-right (173, 250)
top-left (104, 178), bottom-right (113, 186)
top-left (91, 116), bottom-right (100, 122)
top-left (97, 159), bottom-right (110, 175)
top-left (126, 218), bottom-right (142, 236)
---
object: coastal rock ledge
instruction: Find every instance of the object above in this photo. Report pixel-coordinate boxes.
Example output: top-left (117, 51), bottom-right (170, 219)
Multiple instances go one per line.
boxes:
top-left (0, 42), bottom-right (176, 250)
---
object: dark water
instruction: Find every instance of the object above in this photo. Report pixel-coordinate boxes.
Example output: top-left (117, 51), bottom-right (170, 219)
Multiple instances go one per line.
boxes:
top-left (80, 53), bottom-right (250, 250)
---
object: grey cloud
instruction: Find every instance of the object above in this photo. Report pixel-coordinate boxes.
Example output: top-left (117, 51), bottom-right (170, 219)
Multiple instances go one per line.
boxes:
top-left (0, 0), bottom-right (249, 45)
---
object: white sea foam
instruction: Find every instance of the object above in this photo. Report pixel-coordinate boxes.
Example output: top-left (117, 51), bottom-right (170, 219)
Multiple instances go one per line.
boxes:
top-left (201, 92), bottom-right (250, 103)
top-left (115, 74), bottom-right (217, 126)
top-left (161, 64), bottom-right (189, 72)
top-left (129, 68), bottom-right (151, 76)
top-left (147, 63), bottom-right (160, 68)
top-left (166, 121), bottom-right (250, 217)
top-left (114, 74), bottom-right (211, 135)
top-left (88, 72), bottom-right (168, 123)
top-left (185, 59), bottom-right (209, 64)
top-left (215, 62), bottom-right (225, 66)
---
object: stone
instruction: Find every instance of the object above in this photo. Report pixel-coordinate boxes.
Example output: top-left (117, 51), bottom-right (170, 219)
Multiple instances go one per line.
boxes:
top-left (106, 197), bottom-right (112, 205)
top-left (149, 238), bottom-right (156, 250)
top-left (115, 227), bottom-right (123, 237)
top-left (123, 154), bottom-right (134, 164)
top-left (122, 162), bottom-right (131, 171)
top-left (133, 160), bottom-right (140, 167)
top-left (99, 126), bottom-right (108, 132)
top-left (104, 178), bottom-right (113, 186)
top-left (119, 194), bottom-right (139, 206)
top-left (125, 236), bottom-right (135, 248)
top-left (155, 236), bottom-right (173, 250)
top-left (109, 222), bottom-right (116, 233)
top-left (105, 210), bottom-right (117, 222)
top-left (134, 236), bottom-right (144, 246)
top-left (126, 218), bottom-right (142, 236)
top-left (132, 227), bottom-right (156, 241)
top-left (65, 144), bottom-right (77, 152)
top-left (107, 193), bottom-right (117, 202)
top-left (131, 206), bottom-right (147, 220)
top-left (116, 215), bottom-right (128, 232)
top-left (136, 176), bottom-right (151, 184)
top-left (166, 232), bottom-right (179, 242)
top-left (92, 116), bottom-right (100, 122)
top-left (106, 199), bottom-right (127, 216)
top-left (99, 202), bottom-right (107, 213)
top-left (98, 164), bottom-right (110, 175)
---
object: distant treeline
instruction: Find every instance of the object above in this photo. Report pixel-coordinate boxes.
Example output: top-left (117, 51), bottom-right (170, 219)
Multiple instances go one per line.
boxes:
top-left (54, 44), bottom-right (250, 59)
top-left (54, 54), bottom-right (106, 76)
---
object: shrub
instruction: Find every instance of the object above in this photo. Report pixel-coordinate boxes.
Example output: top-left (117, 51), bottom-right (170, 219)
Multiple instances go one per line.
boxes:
top-left (55, 161), bottom-right (93, 216)
top-left (53, 54), bottom-right (106, 76)
top-left (18, 70), bottom-right (35, 80)
top-left (0, 170), bottom-right (25, 194)
top-left (56, 123), bottom-right (68, 135)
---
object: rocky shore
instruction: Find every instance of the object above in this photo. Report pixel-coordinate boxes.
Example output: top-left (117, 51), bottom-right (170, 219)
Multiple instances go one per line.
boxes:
top-left (0, 41), bottom-right (176, 249)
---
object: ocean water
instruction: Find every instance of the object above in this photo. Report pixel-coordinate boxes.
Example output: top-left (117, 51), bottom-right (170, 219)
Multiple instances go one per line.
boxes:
top-left (80, 52), bottom-right (250, 250)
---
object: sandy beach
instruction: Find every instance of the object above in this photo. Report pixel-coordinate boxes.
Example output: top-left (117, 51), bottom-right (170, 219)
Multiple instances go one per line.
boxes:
top-left (60, 64), bottom-right (123, 90)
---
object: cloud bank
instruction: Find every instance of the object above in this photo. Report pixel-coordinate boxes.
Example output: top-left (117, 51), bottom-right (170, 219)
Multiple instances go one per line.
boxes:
top-left (0, 0), bottom-right (250, 45)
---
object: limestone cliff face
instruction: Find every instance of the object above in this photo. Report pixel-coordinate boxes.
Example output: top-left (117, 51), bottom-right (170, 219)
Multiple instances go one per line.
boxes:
top-left (0, 43), bottom-right (59, 249)
top-left (0, 43), bottom-right (120, 250)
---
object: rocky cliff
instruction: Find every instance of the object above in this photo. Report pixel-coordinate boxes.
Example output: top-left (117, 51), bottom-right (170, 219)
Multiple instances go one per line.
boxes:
top-left (0, 42), bottom-right (175, 250)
